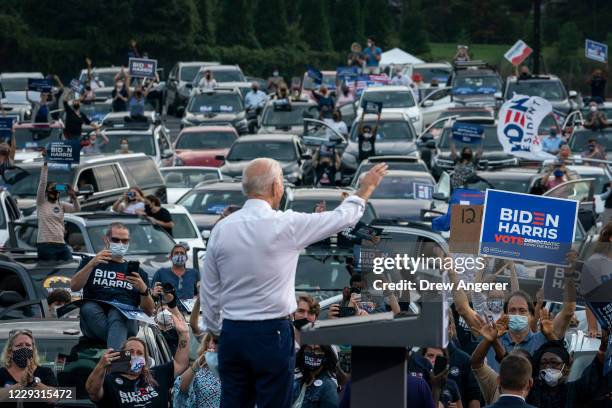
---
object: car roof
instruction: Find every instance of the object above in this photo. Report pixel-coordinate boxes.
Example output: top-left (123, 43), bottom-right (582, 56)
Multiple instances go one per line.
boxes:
top-left (199, 65), bottom-right (241, 72)
top-left (476, 169), bottom-right (539, 180)
top-left (356, 112), bottom-right (410, 122)
top-left (385, 169), bottom-right (435, 178)
top-left (214, 81), bottom-right (252, 88)
top-left (0, 319), bottom-right (82, 339)
top-left (160, 166), bottom-right (219, 172)
top-left (290, 187), bottom-right (354, 200)
top-left (412, 63), bottom-right (452, 69)
top-left (179, 125), bottom-right (237, 134)
top-left (15, 121), bottom-right (63, 129)
top-left (265, 99), bottom-right (316, 107)
top-left (455, 69), bottom-right (498, 77)
top-left (24, 211), bottom-right (151, 225)
top-left (363, 85), bottom-right (411, 92)
top-left (162, 204), bottom-right (190, 214)
top-left (235, 134), bottom-right (298, 142)
top-left (179, 61), bottom-right (220, 67)
top-left (506, 74), bottom-right (562, 82)
top-left (193, 180), bottom-right (243, 191)
top-left (565, 165), bottom-right (609, 175)
top-left (0, 72), bottom-right (44, 78)
top-left (79, 67), bottom-right (121, 74)
top-left (18, 152), bottom-right (148, 167)
top-left (362, 155), bottom-right (423, 163)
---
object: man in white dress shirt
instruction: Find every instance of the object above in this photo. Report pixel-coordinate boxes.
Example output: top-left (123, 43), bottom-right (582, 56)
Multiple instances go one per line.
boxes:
top-left (201, 157), bottom-right (387, 408)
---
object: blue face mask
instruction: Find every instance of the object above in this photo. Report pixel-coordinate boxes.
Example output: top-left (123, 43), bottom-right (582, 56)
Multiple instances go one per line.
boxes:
top-left (553, 169), bottom-right (564, 178)
top-left (109, 242), bottom-right (129, 257)
top-left (508, 314), bottom-right (529, 332)
top-left (171, 254), bottom-right (187, 266)
top-left (206, 351), bottom-right (219, 377)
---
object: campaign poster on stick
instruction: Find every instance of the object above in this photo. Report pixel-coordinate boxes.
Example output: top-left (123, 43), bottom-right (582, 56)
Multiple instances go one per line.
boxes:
top-left (363, 100), bottom-right (383, 115)
top-left (129, 58), bottom-right (158, 78)
top-left (413, 182), bottom-right (434, 200)
top-left (449, 205), bottom-right (483, 254)
top-left (46, 141), bottom-right (81, 164)
top-left (452, 122), bottom-right (484, 144)
top-left (479, 190), bottom-right (579, 266)
top-left (542, 264), bottom-right (583, 303)
top-left (585, 39), bottom-right (608, 63)
top-left (504, 40), bottom-right (533, 66)
top-left (27, 78), bottom-right (53, 93)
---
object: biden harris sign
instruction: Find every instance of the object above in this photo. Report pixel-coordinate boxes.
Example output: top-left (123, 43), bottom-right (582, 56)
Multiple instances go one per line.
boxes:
top-left (479, 190), bottom-right (578, 266)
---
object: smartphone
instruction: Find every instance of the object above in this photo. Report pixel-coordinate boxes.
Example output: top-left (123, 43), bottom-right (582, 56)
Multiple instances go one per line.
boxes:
top-left (54, 184), bottom-right (68, 192)
top-left (338, 306), bottom-right (356, 318)
top-left (127, 261), bottom-right (140, 274)
top-left (127, 191), bottom-right (135, 199)
top-left (433, 355), bottom-right (448, 375)
top-left (109, 350), bottom-right (131, 373)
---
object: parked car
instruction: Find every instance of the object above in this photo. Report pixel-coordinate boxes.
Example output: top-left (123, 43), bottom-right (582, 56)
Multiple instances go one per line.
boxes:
top-left (3, 153), bottom-right (166, 215)
top-left (0, 72), bottom-right (44, 104)
top-left (258, 99), bottom-right (319, 136)
top-left (567, 128), bottom-right (612, 161)
top-left (180, 88), bottom-right (248, 134)
top-left (0, 190), bottom-right (22, 247)
top-left (218, 134), bottom-right (315, 184)
top-left (174, 125), bottom-right (238, 167)
top-left (402, 63), bottom-right (452, 88)
top-left (192, 65), bottom-right (246, 87)
top-left (12, 120), bottom-right (64, 162)
top-left (163, 204), bottom-right (206, 259)
top-left (356, 86), bottom-right (423, 132)
top-left (350, 155), bottom-right (429, 187)
top-left (165, 61), bottom-right (219, 115)
top-left (501, 74), bottom-right (579, 116)
top-left (160, 166), bottom-right (223, 203)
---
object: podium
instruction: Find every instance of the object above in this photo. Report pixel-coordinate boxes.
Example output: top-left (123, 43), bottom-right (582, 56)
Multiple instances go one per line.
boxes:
top-left (301, 294), bottom-right (447, 408)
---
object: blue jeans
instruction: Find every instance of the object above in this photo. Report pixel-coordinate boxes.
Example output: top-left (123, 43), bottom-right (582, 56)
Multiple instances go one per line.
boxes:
top-left (79, 301), bottom-right (138, 350)
top-left (219, 319), bottom-right (295, 408)
top-left (37, 242), bottom-right (72, 262)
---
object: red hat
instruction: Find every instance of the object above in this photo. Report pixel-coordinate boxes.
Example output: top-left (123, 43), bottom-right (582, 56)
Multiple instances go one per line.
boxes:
top-left (412, 73), bottom-right (423, 82)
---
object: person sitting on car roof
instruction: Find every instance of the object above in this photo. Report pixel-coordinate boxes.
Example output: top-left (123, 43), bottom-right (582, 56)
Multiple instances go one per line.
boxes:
top-left (151, 243), bottom-right (199, 303)
top-left (63, 95), bottom-right (99, 140)
top-left (542, 128), bottom-right (564, 155)
top-left (112, 187), bottom-right (145, 214)
top-left (70, 222), bottom-right (155, 350)
top-left (584, 101), bottom-right (608, 131)
top-left (198, 70), bottom-right (217, 90)
top-left (137, 194), bottom-right (174, 235)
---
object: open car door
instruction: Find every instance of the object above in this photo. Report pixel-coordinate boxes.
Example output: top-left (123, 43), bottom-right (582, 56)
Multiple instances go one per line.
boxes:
top-left (544, 178), bottom-right (597, 232)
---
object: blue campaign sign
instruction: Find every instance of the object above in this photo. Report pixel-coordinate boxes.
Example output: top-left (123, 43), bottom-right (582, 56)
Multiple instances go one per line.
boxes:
top-left (363, 100), bottom-right (383, 115)
top-left (129, 57), bottom-right (158, 78)
top-left (46, 141), bottom-right (81, 164)
top-left (479, 190), bottom-right (579, 266)
top-left (585, 39), bottom-right (608, 63)
top-left (452, 122), bottom-right (484, 144)
top-left (336, 66), bottom-right (359, 82)
top-left (0, 117), bottom-right (14, 140)
top-left (413, 182), bottom-right (434, 200)
top-left (27, 78), bottom-right (53, 92)
top-left (306, 65), bottom-right (323, 84)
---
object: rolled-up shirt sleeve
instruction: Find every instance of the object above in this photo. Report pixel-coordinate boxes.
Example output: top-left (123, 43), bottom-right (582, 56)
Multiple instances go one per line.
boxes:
top-left (201, 231), bottom-right (222, 335)
top-left (289, 195), bottom-right (366, 250)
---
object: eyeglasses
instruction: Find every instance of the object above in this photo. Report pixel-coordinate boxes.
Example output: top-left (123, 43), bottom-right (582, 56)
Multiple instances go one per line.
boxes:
top-left (110, 237), bottom-right (130, 244)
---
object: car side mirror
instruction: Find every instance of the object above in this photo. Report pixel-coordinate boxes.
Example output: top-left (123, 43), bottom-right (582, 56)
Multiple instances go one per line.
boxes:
top-left (494, 91), bottom-right (502, 100)
top-left (421, 100), bottom-right (434, 108)
top-left (215, 154), bottom-right (225, 162)
top-left (568, 90), bottom-right (577, 98)
top-left (161, 148), bottom-right (174, 159)
top-left (201, 230), bottom-right (211, 240)
top-left (176, 106), bottom-right (185, 116)
top-left (78, 184), bottom-right (94, 197)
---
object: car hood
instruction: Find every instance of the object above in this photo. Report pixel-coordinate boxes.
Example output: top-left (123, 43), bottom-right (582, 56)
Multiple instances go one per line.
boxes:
top-left (176, 148), bottom-right (229, 160)
top-left (220, 160), bottom-right (297, 177)
top-left (186, 113), bottom-right (240, 123)
top-left (345, 140), bottom-right (417, 156)
top-left (167, 188), bottom-right (190, 204)
top-left (452, 94), bottom-right (496, 107)
top-left (259, 125), bottom-right (304, 136)
top-left (369, 199), bottom-right (431, 221)
top-left (190, 213), bottom-right (222, 231)
top-left (14, 151), bottom-right (42, 163)
top-left (3, 91), bottom-right (37, 104)
top-left (437, 149), bottom-right (514, 161)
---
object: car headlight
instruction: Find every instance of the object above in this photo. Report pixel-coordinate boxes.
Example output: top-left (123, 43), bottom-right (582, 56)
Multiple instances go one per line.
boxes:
top-left (174, 156), bottom-right (185, 166)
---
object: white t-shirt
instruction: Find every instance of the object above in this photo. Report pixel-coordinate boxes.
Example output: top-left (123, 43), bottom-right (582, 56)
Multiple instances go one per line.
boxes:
top-left (122, 202), bottom-right (145, 215)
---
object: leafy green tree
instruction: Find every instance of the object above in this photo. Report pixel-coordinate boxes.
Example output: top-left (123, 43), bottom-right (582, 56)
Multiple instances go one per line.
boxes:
top-left (194, 0), bottom-right (215, 44)
top-left (254, 0), bottom-right (289, 47)
top-left (330, 0), bottom-right (364, 52)
top-left (362, 0), bottom-right (391, 47)
top-left (400, 0), bottom-right (430, 55)
top-left (300, 0), bottom-right (333, 51)
top-left (216, 0), bottom-right (260, 48)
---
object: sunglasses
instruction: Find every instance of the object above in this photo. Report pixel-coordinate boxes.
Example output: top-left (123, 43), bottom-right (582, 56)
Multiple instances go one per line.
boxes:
top-left (109, 237), bottom-right (130, 244)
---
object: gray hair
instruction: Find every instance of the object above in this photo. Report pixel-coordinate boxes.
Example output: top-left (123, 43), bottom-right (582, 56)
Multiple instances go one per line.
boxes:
top-left (242, 158), bottom-right (283, 196)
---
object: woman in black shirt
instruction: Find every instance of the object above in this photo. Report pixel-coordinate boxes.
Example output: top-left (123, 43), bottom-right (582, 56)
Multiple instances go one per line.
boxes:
top-left (0, 330), bottom-right (58, 404)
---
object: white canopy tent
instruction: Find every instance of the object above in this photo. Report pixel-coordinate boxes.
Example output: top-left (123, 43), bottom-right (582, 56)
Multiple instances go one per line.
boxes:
top-left (379, 48), bottom-right (425, 67)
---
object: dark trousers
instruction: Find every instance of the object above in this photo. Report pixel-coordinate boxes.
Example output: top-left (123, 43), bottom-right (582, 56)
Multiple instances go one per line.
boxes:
top-left (37, 242), bottom-right (72, 262)
top-left (219, 318), bottom-right (295, 408)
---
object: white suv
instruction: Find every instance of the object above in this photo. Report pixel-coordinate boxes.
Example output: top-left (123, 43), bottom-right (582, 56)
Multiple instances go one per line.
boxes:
top-left (357, 86), bottom-right (423, 132)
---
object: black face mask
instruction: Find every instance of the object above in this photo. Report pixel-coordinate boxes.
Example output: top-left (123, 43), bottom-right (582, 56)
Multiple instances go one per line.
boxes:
top-left (47, 191), bottom-right (59, 202)
top-left (293, 318), bottom-right (310, 330)
top-left (303, 351), bottom-right (324, 371)
top-left (12, 347), bottom-right (33, 369)
top-left (461, 152), bottom-right (473, 161)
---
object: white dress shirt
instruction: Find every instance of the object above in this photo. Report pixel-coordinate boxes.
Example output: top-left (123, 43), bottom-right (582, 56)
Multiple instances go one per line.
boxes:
top-left (201, 195), bottom-right (366, 334)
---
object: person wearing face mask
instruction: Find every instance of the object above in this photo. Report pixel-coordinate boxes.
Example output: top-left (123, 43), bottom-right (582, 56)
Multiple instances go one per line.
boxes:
top-left (26, 88), bottom-right (52, 123)
top-left (336, 85), bottom-right (355, 105)
top-left (584, 102), bottom-right (608, 131)
top-left (70, 223), bottom-right (155, 350)
top-left (313, 141), bottom-right (341, 187)
top-left (581, 137), bottom-right (607, 162)
top-left (357, 124), bottom-right (378, 161)
top-left (526, 341), bottom-right (571, 408)
top-left (112, 187), bottom-right (145, 214)
top-left (311, 85), bottom-right (335, 121)
top-left (293, 344), bottom-right (339, 408)
top-left (138, 195), bottom-right (174, 235)
top-left (111, 73), bottom-right (129, 112)
top-left (199, 70), bottom-right (217, 90)
top-left (173, 333), bottom-right (221, 408)
top-left (267, 68), bottom-right (284, 94)
top-left (542, 163), bottom-right (573, 191)
top-left (63, 95), bottom-right (98, 140)
top-left (126, 82), bottom-right (149, 121)
top-left (363, 36), bottom-right (382, 74)
top-left (0, 120), bottom-right (16, 176)
top-left (589, 68), bottom-right (607, 104)
top-left (245, 82), bottom-right (267, 112)
top-left (114, 137), bottom-right (133, 154)
top-left (152, 244), bottom-right (199, 302)
top-left (542, 128), bottom-right (564, 155)
top-left (450, 144), bottom-right (483, 189)
top-left (46, 288), bottom-right (71, 318)
top-left (0, 330), bottom-right (58, 405)
top-left (36, 160), bottom-right (80, 261)
top-left (87, 312), bottom-right (190, 408)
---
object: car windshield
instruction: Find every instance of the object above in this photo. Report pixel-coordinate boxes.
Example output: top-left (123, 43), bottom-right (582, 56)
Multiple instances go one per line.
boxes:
top-left (581, 107), bottom-right (612, 121)
top-left (188, 93), bottom-right (244, 114)
top-left (178, 189), bottom-right (246, 215)
top-left (507, 81), bottom-right (566, 101)
top-left (303, 74), bottom-right (337, 90)
top-left (227, 141), bottom-right (296, 161)
top-left (194, 70), bottom-right (245, 84)
top-left (0, 336), bottom-right (79, 372)
top-left (295, 250), bottom-right (352, 294)
top-left (435, 110), bottom-right (493, 123)
top-left (355, 162), bottom-right (428, 180)
top-left (361, 90), bottom-right (415, 108)
top-left (0, 77), bottom-right (31, 92)
top-left (161, 169), bottom-right (220, 188)
top-left (88, 223), bottom-right (175, 254)
top-left (413, 67), bottom-right (451, 83)
top-left (569, 130), bottom-right (612, 151)
top-left (176, 131), bottom-right (236, 150)
top-left (261, 104), bottom-right (319, 127)
top-left (288, 199), bottom-right (376, 224)
top-left (13, 127), bottom-right (63, 149)
top-left (171, 213), bottom-right (199, 239)
top-left (180, 66), bottom-right (202, 82)
top-left (370, 176), bottom-right (433, 199)
top-left (79, 72), bottom-right (118, 87)
top-left (438, 125), bottom-right (502, 149)
top-left (350, 120), bottom-right (415, 141)
top-left (98, 133), bottom-right (156, 156)
top-left (467, 177), bottom-right (531, 193)
top-left (80, 102), bottom-right (112, 120)
top-left (0, 167), bottom-right (73, 197)
top-left (453, 75), bottom-right (501, 95)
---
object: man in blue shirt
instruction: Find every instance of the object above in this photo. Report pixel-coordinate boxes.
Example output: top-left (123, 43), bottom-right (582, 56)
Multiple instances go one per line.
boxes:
top-left (363, 36), bottom-right (382, 73)
top-left (542, 128), bottom-right (564, 155)
top-left (244, 82), bottom-right (268, 112)
top-left (152, 243), bottom-right (199, 303)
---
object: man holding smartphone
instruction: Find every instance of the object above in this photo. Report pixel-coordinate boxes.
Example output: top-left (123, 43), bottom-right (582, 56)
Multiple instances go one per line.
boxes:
top-left (70, 222), bottom-right (155, 350)
top-left (36, 158), bottom-right (80, 261)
